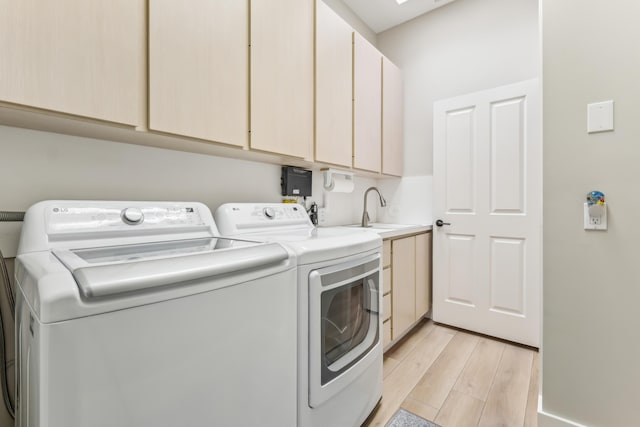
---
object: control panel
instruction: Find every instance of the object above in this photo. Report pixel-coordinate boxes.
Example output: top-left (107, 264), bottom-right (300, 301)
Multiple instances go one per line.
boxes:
top-left (215, 203), bottom-right (313, 235)
top-left (46, 204), bottom-right (206, 236)
top-left (17, 200), bottom-right (218, 255)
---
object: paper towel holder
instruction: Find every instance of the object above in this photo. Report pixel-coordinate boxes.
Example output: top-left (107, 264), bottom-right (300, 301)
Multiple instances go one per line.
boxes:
top-left (322, 168), bottom-right (354, 191)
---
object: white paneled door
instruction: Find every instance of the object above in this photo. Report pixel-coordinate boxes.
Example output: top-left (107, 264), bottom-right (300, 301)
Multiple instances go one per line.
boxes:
top-left (432, 80), bottom-right (541, 347)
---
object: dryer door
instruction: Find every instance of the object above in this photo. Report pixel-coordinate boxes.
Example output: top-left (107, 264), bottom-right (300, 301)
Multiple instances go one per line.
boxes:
top-left (308, 252), bottom-right (381, 408)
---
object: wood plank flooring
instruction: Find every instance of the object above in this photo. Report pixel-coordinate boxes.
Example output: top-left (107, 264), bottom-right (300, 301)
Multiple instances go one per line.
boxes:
top-left (363, 319), bottom-right (538, 427)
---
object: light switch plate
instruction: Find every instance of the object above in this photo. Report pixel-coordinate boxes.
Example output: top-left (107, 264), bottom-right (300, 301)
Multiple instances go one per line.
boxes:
top-left (587, 100), bottom-right (614, 133)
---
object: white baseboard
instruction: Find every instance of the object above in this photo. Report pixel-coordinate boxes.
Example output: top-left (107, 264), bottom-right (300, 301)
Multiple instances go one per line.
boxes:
top-left (538, 395), bottom-right (587, 427)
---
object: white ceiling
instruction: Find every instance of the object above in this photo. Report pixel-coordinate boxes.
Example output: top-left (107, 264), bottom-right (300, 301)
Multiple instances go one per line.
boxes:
top-left (342, 0), bottom-right (457, 33)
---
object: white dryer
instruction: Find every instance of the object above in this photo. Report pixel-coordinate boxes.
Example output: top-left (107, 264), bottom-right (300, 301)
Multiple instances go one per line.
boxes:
top-left (215, 203), bottom-right (383, 427)
top-left (14, 200), bottom-right (297, 427)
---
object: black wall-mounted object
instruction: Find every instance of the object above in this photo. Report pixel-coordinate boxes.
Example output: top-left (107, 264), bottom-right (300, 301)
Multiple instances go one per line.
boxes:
top-left (281, 166), bottom-right (312, 197)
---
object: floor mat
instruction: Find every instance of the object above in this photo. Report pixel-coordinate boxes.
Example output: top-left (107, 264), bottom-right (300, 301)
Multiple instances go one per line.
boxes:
top-left (385, 408), bottom-right (441, 427)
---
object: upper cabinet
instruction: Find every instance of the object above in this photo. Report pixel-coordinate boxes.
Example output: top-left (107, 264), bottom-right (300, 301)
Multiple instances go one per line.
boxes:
top-left (250, 0), bottom-right (314, 160)
top-left (382, 57), bottom-right (404, 176)
top-left (0, 0), bottom-right (145, 126)
top-left (353, 33), bottom-right (382, 173)
top-left (0, 0), bottom-right (401, 174)
top-left (149, 0), bottom-right (248, 148)
top-left (317, 4), bottom-right (403, 176)
top-left (315, 0), bottom-right (353, 168)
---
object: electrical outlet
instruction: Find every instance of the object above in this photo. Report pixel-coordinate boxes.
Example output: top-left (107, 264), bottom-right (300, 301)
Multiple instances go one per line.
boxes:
top-left (318, 208), bottom-right (326, 225)
top-left (584, 203), bottom-right (607, 230)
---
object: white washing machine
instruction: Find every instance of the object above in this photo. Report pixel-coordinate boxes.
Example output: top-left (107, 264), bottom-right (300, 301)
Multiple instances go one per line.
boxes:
top-left (14, 200), bottom-right (298, 427)
top-left (215, 203), bottom-right (383, 427)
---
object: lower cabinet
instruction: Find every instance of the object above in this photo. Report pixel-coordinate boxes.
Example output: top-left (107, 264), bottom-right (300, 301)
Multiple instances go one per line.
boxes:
top-left (381, 231), bottom-right (432, 350)
top-left (382, 240), bottom-right (392, 347)
top-left (391, 236), bottom-right (416, 336)
top-left (383, 319), bottom-right (392, 348)
top-left (415, 233), bottom-right (432, 317)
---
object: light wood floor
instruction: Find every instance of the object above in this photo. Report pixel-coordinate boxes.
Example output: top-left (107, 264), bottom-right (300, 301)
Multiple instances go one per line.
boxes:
top-left (363, 319), bottom-right (539, 427)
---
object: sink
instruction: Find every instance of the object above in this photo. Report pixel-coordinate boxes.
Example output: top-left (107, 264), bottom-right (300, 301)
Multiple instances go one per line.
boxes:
top-left (346, 223), bottom-right (416, 230)
top-left (350, 227), bottom-right (388, 233)
top-left (342, 223), bottom-right (429, 238)
top-left (340, 223), bottom-right (431, 240)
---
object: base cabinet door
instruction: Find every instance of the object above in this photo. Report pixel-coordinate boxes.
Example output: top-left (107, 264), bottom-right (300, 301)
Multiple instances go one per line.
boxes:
top-left (384, 231), bottom-right (432, 349)
top-left (391, 236), bottom-right (415, 338)
top-left (383, 320), bottom-right (392, 348)
top-left (0, 0), bottom-right (145, 126)
top-left (415, 232), bottom-right (432, 317)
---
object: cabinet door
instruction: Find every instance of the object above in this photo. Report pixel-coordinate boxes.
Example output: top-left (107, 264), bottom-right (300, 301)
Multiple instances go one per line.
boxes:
top-left (383, 239), bottom-right (391, 268)
top-left (383, 294), bottom-right (392, 322)
top-left (0, 0), bottom-right (145, 126)
top-left (382, 57), bottom-right (404, 176)
top-left (353, 33), bottom-right (382, 172)
top-left (383, 267), bottom-right (391, 295)
top-left (250, 0), bottom-right (314, 159)
top-left (149, 0), bottom-right (248, 147)
top-left (415, 232), bottom-right (432, 318)
top-left (315, 0), bottom-right (353, 167)
top-left (391, 236), bottom-right (416, 338)
top-left (383, 320), bottom-right (392, 348)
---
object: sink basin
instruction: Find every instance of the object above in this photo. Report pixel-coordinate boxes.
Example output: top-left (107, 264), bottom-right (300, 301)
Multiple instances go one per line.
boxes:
top-left (347, 227), bottom-right (388, 233)
top-left (346, 223), bottom-right (415, 230)
top-left (341, 223), bottom-right (430, 238)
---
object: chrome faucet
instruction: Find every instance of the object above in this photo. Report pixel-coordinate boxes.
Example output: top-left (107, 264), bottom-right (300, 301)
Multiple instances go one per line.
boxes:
top-left (361, 187), bottom-right (387, 227)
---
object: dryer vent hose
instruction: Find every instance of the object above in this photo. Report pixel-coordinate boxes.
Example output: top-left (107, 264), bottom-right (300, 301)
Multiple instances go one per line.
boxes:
top-left (0, 251), bottom-right (14, 419)
top-left (0, 212), bottom-right (24, 222)
top-left (0, 210), bottom-right (21, 419)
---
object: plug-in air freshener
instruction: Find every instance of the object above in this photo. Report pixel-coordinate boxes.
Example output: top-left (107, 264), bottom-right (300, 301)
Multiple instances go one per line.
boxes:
top-left (584, 190), bottom-right (607, 230)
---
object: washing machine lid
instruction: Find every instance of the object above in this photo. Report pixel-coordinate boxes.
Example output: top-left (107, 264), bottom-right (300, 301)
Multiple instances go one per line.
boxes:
top-left (53, 237), bottom-right (288, 298)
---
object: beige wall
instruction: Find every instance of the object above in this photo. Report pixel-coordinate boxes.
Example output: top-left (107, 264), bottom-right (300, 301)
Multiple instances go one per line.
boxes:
top-left (541, 1), bottom-right (640, 426)
top-left (377, 0), bottom-right (539, 176)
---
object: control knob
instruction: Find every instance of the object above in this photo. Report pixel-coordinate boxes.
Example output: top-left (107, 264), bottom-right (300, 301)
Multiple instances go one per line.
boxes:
top-left (263, 207), bottom-right (276, 219)
top-left (122, 208), bottom-right (144, 225)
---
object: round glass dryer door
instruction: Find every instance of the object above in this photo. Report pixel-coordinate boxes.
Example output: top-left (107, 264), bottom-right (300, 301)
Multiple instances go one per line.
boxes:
top-left (309, 253), bottom-right (381, 400)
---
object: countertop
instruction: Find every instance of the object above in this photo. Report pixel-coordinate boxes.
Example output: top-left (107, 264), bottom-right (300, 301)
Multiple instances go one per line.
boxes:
top-left (337, 223), bottom-right (432, 240)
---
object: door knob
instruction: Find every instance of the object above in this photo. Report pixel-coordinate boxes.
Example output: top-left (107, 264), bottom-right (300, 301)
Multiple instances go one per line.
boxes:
top-left (435, 219), bottom-right (451, 227)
